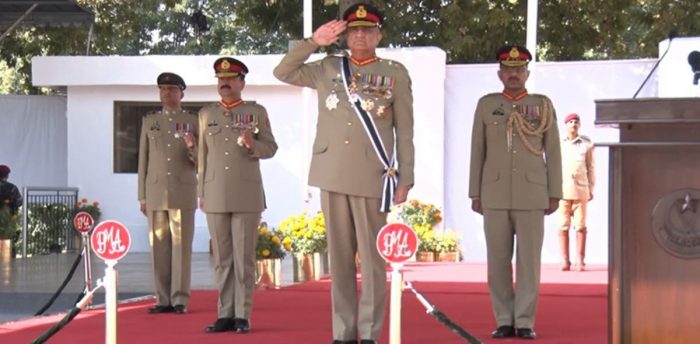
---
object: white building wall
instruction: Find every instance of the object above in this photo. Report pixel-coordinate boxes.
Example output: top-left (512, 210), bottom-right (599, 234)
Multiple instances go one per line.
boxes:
top-left (35, 47), bottom-right (446, 253)
top-left (30, 45), bottom-right (697, 263)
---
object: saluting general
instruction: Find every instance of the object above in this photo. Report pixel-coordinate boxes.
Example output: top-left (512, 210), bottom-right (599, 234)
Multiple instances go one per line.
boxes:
top-left (199, 57), bottom-right (278, 334)
top-left (137, 72), bottom-right (198, 315)
top-left (273, 3), bottom-right (414, 344)
top-left (469, 45), bottom-right (562, 340)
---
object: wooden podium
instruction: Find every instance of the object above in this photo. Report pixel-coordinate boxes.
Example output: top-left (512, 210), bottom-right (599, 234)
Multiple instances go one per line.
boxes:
top-left (596, 98), bottom-right (700, 344)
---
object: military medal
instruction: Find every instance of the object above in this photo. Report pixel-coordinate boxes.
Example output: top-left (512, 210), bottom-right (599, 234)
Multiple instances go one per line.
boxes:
top-left (174, 123), bottom-right (181, 138)
top-left (361, 98), bottom-right (375, 112)
top-left (349, 93), bottom-right (360, 104)
top-left (325, 92), bottom-right (339, 110)
top-left (376, 105), bottom-right (386, 118)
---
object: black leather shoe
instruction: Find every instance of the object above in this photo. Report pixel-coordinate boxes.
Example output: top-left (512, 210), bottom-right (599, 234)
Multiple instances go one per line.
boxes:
top-left (331, 341), bottom-right (357, 344)
top-left (360, 340), bottom-right (376, 344)
top-left (205, 318), bottom-right (234, 333)
top-left (233, 318), bottom-right (250, 333)
top-left (491, 325), bottom-right (516, 338)
top-left (517, 328), bottom-right (537, 339)
top-left (173, 305), bottom-right (187, 314)
top-left (147, 305), bottom-right (174, 314)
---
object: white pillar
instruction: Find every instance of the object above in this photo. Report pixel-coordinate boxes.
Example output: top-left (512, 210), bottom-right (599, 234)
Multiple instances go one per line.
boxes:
top-left (526, 0), bottom-right (539, 91)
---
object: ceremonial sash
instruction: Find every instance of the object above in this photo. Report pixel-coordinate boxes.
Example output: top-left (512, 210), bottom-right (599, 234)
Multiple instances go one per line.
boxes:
top-left (340, 56), bottom-right (397, 212)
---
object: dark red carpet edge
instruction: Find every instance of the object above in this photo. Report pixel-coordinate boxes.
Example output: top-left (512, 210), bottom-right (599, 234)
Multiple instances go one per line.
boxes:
top-left (0, 281), bottom-right (606, 344)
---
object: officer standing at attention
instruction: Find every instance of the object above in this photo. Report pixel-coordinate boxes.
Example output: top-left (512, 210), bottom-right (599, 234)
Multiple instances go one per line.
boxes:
top-left (558, 113), bottom-right (594, 272)
top-left (469, 45), bottom-right (562, 340)
top-left (137, 72), bottom-right (198, 315)
top-left (199, 57), bottom-right (278, 334)
top-left (273, 3), bottom-right (414, 344)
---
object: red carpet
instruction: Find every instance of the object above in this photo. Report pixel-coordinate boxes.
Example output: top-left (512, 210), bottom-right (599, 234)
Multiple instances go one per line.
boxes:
top-left (0, 263), bottom-right (607, 344)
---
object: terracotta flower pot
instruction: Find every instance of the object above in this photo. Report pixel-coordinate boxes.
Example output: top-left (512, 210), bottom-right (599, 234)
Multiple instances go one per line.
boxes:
top-left (0, 239), bottom-right (12, 263)
top-left (416, 251), bottom-right (435, 262)
top-left (436, 251), bottom-right (459, 262)
top-left (256, 258), bottom-right (281, 289)
top-left (293, 252), bottom-right (329, 282)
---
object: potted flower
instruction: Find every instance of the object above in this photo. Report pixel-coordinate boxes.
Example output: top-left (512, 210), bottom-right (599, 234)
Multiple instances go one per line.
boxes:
top-left (255, 222), bottom-right (285, 289)
top-left (391, 199), bottom-right (443, 262)
top-left (278, 211), bottom-right (328, 282)
top-left (73, 198), bottom-right (101, 226)
top-left (434, 229), bottom-right (461, 262)
top-left (0, 204), bottom-right (20, 261)
top-left (415, 223), bottom-right (437, 262)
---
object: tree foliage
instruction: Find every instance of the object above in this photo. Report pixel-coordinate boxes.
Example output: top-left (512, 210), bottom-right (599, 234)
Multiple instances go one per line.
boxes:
top-left (1, 0), bottom-right (698, 94)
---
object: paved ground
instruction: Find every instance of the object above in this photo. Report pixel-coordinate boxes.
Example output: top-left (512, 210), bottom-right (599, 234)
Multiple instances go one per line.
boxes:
top-left (0, 252), bottom-right (296, 323)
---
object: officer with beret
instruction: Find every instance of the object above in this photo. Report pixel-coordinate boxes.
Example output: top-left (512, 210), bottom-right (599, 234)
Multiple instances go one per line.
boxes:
top-left (137, 72), bottom-right (198, 315)
top-left (199, 57), bottom-right (278, 334)
top-left (558, 113), bottom-right (594, 272)
top-left (274, 3), bottom-right (414, 344)
top-left (0, 164), bottom-right (23, 216)
top-left (469, 45), bottom-right (562, 340)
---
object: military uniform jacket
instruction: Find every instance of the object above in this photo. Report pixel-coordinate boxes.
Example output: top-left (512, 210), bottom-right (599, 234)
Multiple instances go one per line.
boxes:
top-left (561, 135), bottom-right (594, 201)
top-left (137, 109), bottom-right (198, 210)
top-left (273, 39), bottom-right (415, 198)
top-left (197, 101), bottom-right (277, 213)
top-left (469, 93), bottom-right (563, 210)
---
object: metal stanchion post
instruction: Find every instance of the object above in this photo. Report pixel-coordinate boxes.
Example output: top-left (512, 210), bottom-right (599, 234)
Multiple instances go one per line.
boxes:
top-left (389, 264), bottom-right (404, 344)
top-left (104, 260), bottom-right (118, 344)
top-left (82, 233), bottom-right (93, 293)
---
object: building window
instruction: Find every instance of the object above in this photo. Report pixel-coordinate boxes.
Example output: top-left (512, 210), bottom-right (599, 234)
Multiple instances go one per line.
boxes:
top-left (113, 101), bottom-right (207, 173)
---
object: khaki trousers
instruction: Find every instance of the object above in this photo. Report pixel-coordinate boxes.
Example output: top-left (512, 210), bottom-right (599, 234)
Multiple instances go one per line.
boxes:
top-left (483, 209), bottom-right (544, 329)
top-left (148, 209), bottom-right (195, 307)
top-left (558, 199), bottom-right (588, 232)
top-left (321, 190), bottom-right (387, 341)
top-left (206, 212), bottom-right (260, 319)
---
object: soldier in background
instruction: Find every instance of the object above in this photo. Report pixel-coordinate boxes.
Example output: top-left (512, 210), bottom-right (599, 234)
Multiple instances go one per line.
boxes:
top-left (273, 3), bottom-right (414, 344)
top-left (199, 57), bottom-right (278, 334)
top-left (558, 113), bottom-right (595, 272)
top-left (0, 164), bottom-right (23, 215)
top-left (469, 45), bottom-right (562, 340)
top-left (137, 72), bottom-right (198, 315)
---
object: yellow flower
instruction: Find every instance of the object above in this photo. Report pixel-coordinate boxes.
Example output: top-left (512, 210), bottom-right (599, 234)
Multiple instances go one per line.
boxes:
top-left (262, 249), bottom-right (270, 257)
top-left (272, 236), bottom-right (280, 245)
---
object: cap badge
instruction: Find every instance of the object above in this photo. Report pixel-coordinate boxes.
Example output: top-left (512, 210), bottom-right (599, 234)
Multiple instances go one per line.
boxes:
top-left (356, 5), bottom-right (367, 18)
top-left (509, 47), bottom-right (520, 58)
top-left (221, 60), bottom-right (231, 69)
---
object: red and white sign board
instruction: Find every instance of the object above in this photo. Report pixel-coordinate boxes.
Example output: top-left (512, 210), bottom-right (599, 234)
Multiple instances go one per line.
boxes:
top-left (376, 223), bottom-right (418, 264)
top-left (73, 211), bottom-right (95, 233)
top-left (90, 220), bottom-right (131, 261)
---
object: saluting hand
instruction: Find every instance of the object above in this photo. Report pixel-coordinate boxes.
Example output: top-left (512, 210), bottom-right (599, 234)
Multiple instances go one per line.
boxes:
top-left (312, 20), bottom-right (347, 46)
top-left (237, 129), bottom-right (255, 151)
top-left (183, 132), bottom-right (195, 149)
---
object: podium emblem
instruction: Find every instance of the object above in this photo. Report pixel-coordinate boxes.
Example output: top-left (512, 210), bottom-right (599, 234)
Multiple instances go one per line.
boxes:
top-left (651, 189), bottom-right (700, 259)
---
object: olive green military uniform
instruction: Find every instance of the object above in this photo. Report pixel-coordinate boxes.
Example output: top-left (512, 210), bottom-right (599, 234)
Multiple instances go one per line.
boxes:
top-left (273, 39), bottom-right (414, 341)
top-left (197, 101), bottom-right (277, 320)
top-left (137, 109), bottom-right (198, 308)
top-left (469, 92), bottom-right (562, 329)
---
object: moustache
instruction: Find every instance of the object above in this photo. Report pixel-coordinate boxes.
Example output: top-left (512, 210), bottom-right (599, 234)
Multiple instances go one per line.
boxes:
top-left (220, 85), bottom-right (231, 90)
